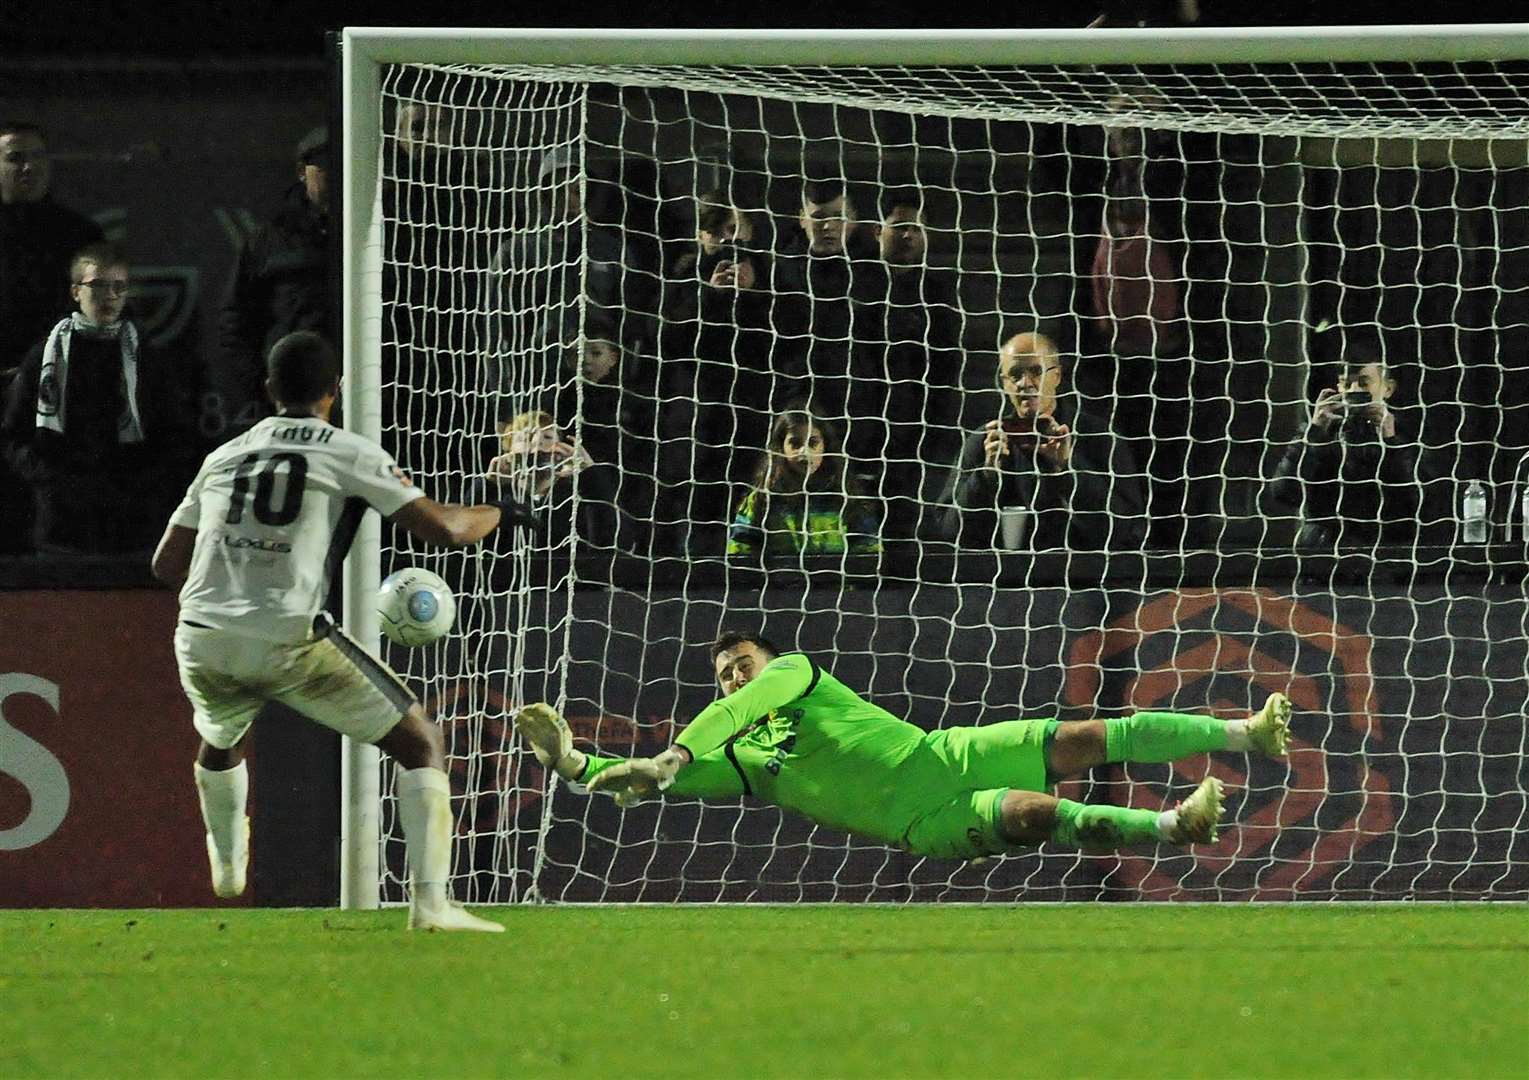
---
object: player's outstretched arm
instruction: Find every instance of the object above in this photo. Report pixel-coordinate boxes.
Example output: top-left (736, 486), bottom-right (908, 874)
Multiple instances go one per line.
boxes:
top-left (389, 497), bottom-right (508, 547)
top-left (515, 705), bottom-right (745, 806)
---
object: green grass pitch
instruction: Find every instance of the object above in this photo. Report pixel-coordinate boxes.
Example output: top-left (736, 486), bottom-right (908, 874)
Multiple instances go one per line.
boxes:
top-left (2, 904), bottom-right (1524, 1078)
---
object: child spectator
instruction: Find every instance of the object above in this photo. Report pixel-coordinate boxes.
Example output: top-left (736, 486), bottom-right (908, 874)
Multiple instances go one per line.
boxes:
top-left (727, 407), bottom-right (881, 559)
top-left (1, 242), bottom-right (191, 554)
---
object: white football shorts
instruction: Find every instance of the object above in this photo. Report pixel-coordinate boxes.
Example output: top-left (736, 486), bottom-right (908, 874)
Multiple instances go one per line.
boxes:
top-left (173, 619), bottom-right (416, 749)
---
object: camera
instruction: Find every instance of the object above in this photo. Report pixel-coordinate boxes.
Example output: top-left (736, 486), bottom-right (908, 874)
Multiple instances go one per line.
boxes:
top-left (1337, 390), bottom-right (1373, 412)
top-left (1001, 415), bottom-right (1039, 453)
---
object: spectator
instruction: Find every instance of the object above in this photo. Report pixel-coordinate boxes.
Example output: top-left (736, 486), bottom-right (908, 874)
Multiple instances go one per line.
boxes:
top-left (0, 121), bottom-right (104, 376)
top-left (547, 313), bottom-right (657, 553)
top-left (658, 186), bottom-right (791, 551)
top-left (508, 144), bottom-right (656, 360)
top-left (1085, 102), bottom-right (1192, 547)
top-left (851, 186), bottom-right (967, 536)
top-left (1265, 355), bottom-right (1423, 554)
top-left (727, 407), bottom-right (881, 559)
top-left (1, 243), bottom-right (191, 555)
top-left (1090, 111), bottom-right (1186, 362)
top-left (384, 94), bottom-right (518, 470)
top-left (482, 409), bottom-right (624, 552)
top-left (218, 125), bottom-right (332, 433)
top-left (771, 176), bottom-right (879, 419)
top-left (935, 332), bottom-right (1145, 552)
top-left (691, 188), bottom-right (767, 265)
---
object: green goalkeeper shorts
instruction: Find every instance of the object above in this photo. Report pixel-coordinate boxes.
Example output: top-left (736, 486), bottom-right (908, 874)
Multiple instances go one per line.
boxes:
top-left (896, 718), bottom-right (1058, 861)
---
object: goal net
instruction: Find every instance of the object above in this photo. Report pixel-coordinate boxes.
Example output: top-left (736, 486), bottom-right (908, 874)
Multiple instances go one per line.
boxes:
top-left (355, 31), bottom-right (1529, 903)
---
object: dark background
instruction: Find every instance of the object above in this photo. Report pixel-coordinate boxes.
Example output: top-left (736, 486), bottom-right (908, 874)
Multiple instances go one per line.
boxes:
top-left (4, 0), bottom-right (1529, 59)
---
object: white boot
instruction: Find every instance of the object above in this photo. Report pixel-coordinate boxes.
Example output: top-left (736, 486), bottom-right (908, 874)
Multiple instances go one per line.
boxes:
top-left (1162, 777), bottom-right (1226, 845)
top-left (408, 901), bottom-right (505, 933)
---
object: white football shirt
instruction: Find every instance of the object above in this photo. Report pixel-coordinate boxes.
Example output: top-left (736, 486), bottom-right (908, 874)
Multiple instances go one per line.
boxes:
top-left (170, 415), bottom-right (424, 643)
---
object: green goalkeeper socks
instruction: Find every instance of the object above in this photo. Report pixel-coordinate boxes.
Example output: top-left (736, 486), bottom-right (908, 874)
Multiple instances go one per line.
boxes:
top-left (1050, 798), bottom-right (1164, 850)
top-left (1105, 711), bottom-right (1228, 764)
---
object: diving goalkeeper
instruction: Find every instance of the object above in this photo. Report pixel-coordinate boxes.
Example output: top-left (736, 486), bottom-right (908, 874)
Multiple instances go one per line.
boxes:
top-left (515, 630), bottom-right (1292, 857)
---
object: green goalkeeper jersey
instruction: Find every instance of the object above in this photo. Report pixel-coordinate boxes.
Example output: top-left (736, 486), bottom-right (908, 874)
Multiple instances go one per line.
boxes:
top-left (667, 653), bottom-right (928, 841)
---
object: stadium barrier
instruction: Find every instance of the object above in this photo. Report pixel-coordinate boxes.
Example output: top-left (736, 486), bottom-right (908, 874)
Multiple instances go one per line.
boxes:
top-left (0, 590), bottom-right (232, 907)
top-left (0, 583), bottom-right (338, 908)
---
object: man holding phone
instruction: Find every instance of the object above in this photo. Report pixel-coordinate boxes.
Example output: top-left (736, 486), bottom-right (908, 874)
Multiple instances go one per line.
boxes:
top-left (1266, 354), bottom-right (1423, 556)
top-left (935, 332), bottom-right (1144, 551)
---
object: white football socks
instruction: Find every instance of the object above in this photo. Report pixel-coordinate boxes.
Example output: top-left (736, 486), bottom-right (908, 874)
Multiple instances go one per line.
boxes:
top-left (1156, 809), bottom-right (1178, 841)
top-left (396, 766), bottom-right (452, 913)
top-left (1223, 719), bottom-right (1252, 752)
top-left (193, 759), bottom-right (249, 862)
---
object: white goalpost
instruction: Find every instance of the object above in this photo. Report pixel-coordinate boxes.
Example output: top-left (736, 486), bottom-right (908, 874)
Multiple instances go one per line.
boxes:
top-left (339, 26), bottom-right (1529, 907)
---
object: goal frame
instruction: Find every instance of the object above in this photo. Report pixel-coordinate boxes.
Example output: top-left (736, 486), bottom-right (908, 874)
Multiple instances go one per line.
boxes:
top-left (335, 23), bottom-right (1529, 910)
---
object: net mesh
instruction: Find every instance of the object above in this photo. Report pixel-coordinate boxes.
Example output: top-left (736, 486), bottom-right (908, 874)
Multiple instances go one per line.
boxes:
top-left (372, 56), bottom-right (1529, 903)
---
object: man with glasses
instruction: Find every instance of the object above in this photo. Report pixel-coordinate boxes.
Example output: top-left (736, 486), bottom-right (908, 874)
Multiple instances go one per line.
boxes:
top-left (935, 331), bottom-right (1144, 552)
top-left (1, 242), bottom-right (190, 554)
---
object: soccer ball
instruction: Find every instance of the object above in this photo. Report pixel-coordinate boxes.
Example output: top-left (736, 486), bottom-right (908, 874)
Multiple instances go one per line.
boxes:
top-left (378, 568), bottom-right (456, 647)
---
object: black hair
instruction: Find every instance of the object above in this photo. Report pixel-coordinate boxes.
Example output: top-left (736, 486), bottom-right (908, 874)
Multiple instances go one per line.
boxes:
top-left (752, 405), bottom-right (852, 496)
top-left (266, 331), bottom-right (339, 406)
top-left (696, 190), bottom-right (735, 235)
top-left (584, 309), bottom-right (620, 346)
top-left (878, 186), bottom-right (922, 219)
top-left (802, 177), bottom-right (846, 208)
top-left (710, 629), bottom-right (781, 664)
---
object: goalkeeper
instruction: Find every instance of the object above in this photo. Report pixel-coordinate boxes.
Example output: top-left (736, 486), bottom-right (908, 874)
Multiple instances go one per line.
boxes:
top-left (515, 630), bottom-right (1292, 857)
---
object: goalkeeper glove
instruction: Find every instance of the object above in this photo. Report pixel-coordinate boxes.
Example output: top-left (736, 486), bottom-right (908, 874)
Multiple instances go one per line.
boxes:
top-left (585, 748), bottom-right (688, 807)
top-left (513, 703), bottom-right (586, 781)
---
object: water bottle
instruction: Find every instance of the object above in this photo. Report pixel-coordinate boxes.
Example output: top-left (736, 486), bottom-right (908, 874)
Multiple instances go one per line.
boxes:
top-left (1461, 479), bottom-right (1488, 544)
top-left (1520, 482), bottom-right (1529, 543)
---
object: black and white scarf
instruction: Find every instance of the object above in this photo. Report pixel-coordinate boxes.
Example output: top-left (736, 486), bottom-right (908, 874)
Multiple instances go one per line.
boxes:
top-left (34, 313), bottom-right (144, 443)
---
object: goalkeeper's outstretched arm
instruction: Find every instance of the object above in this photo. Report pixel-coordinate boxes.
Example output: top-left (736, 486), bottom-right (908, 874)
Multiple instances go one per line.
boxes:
top-left (578, 751), bottom-right (746, 803)
top-left (673, 653), bottom-right (814, 758)
top-left (584, 653), bottom-right (814, 802)
top-left (512, 703), bottom-right (746, 805)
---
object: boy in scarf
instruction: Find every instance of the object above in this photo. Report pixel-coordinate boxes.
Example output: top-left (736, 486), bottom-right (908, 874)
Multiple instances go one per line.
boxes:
top-left (1, 242), bottom-right (189, 553)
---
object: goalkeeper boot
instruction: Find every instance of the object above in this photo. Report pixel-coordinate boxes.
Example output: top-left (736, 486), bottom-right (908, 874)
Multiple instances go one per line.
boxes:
top-left (515, 703), bottom-right (586, 780)
top-left (207, 815), bottom-right (250, 898)
top-left (1246, 692), bottom-right (1293, 758)
top-left (408, 902), bottom-right (505, 934)
top-left (1165, 777), bottom-right (1225, 845)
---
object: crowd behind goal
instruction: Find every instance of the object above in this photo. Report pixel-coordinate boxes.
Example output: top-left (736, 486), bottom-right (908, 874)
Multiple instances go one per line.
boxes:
top-left (3, 80), bottom-right (1526, 579)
